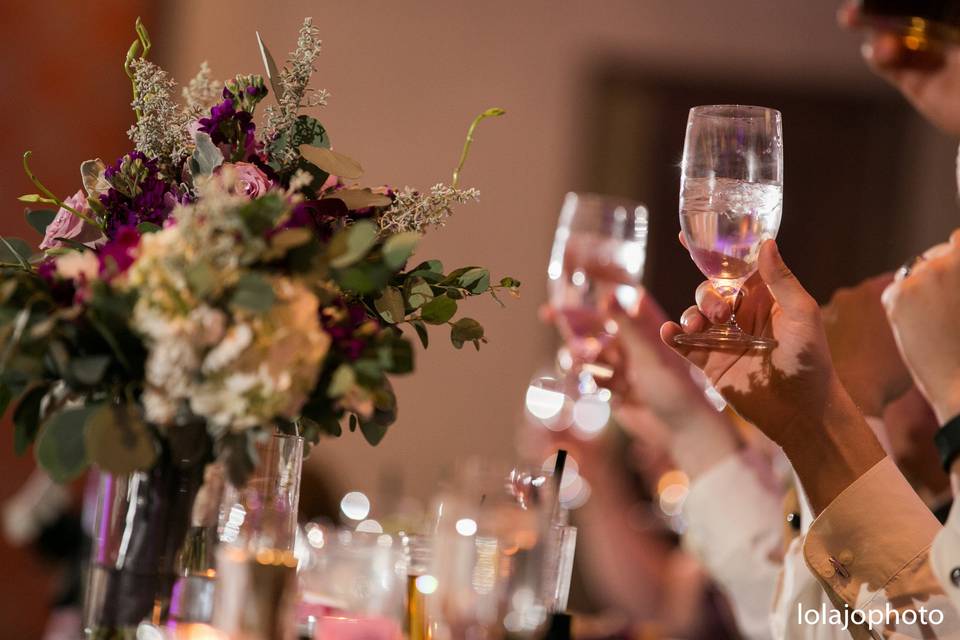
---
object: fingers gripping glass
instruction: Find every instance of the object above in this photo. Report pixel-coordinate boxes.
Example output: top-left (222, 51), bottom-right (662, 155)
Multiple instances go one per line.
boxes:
top-left (673, 105), bottom-right (783, 350)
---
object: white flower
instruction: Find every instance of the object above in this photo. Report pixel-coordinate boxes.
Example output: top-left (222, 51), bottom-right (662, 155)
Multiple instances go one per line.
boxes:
top-left (143, 389), bottom-right (178, 425)
top-left (55, 251), bottom-right (100, 282)
top-left (202, 324), bottom-right (253, 373)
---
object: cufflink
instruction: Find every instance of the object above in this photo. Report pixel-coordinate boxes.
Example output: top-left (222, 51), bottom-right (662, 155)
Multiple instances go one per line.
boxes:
top-left (951, 567), bottom-right (960, 587)
top-left (828, 556), bottom-right (851, 579)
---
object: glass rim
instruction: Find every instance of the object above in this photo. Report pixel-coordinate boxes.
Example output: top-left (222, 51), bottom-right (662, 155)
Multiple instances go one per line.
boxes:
top-left (689, 104), bottom-right (781, 121)
top-left (563, 191), bottom-right (648, 213)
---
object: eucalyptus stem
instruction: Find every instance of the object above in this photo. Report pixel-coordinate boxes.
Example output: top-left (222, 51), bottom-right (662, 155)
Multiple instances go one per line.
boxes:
top-left (22, 152), bottom-right (100, 228)
top-left (452, 107), bottom-right (505, 188)
top-left (125, 17), bottom-right (152, 122)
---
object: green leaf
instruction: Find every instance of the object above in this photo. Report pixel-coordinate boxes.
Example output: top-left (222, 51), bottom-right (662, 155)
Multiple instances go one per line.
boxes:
top-left (186, 262), bottom-right (217, 298)
top-left (236, 193), bottom-right (286, 235)
top-left (18, 194), bottom-right (58, 205)
top-left (358, 382), bottom-right (397, 446)
top-left (410, 319), bottom-right (429, 349)
top-left (374, 286), bottom-right (405, 324)
top-left (406, 277), bottom-right (434, 309)
top-left (190, 131), bottom-right (224, 176)
top-left (0, 237), bottom-right (31, 268)
top-left (35, 404), bottom-right (98, 482)
top-left (323, 188), bottom-right (392, 210)
top-left (84, 403), bottom-right (158, 475)
top-left (25, 210), bottom-right (57, 236)
top-left (256, 31), bottom-right (285, 100)
top-left (500, 276), bottom-right (521, 288)
top-left (328, 364), bottom-right (356, 398)
top-left (137, 221), bottom-right (161, 234)
top-left (420, 295), bottom-right (457, 324)
top-left (382, 232), bottom-right (419, 270)
top-left (231, 273), bottom-right (275, 312)
top-left (13, 384), bottom-right (48, 455)
top-left (458, 268), bottom-right (490, 294)
top-left (328, 220), bottom-right (377, 268)
top-left (299, 145), bottom-right (364, 179)
top-left (378, 339), bottom-right (413, 374)
top-left (450, 317), bottom-right (485, 349)
top-left (334, 263), bottom-right (392, 294)
top-left (70, 355), bottom-right (111, 386)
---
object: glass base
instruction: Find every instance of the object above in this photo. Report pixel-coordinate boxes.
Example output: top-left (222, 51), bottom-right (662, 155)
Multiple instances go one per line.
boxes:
top-left (673, 325), bottom-right (776, 350)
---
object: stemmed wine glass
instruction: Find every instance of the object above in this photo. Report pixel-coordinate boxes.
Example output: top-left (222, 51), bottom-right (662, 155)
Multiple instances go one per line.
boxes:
top-left (673, 105), bottom-right (783, 349)
top-left (545, 193), bottom-right (648, 405)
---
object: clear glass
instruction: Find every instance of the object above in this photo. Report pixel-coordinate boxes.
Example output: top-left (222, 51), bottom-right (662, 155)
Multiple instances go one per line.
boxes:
top-left (428, 461), bottom-right (555, 640)
top-left (675, 105), bottom-right (783, 349)
top-left (298, 526), bottom-right (406, 640)
top-left (547, 192), bottom-right (648, 407)
top-left (212, 432), bottom-right (304, 640)
top-left (218, 433), bottom-right (303, 551)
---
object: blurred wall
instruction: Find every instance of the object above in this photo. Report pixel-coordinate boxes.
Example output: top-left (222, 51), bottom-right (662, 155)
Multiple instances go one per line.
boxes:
top-left (0, 2), bottom-right (150, 634)
top-left (162, 0), bottom-right (958, 511)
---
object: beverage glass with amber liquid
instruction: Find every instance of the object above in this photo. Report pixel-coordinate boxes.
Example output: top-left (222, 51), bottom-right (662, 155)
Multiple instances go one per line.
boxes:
top-left (859, 0), bottom-right (960, 57)
top-left (403, 534), bottom-right (435, 640)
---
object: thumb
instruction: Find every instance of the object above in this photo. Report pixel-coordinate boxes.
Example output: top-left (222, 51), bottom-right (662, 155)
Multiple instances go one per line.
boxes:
top-left (758, 240), bottom-right (811, 313)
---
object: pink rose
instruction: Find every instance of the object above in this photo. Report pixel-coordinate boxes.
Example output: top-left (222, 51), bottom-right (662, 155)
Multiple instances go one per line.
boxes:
top-left (39, 190), bottom-right (104, 251)
top-left (223, 162), bottom-right (272, 198)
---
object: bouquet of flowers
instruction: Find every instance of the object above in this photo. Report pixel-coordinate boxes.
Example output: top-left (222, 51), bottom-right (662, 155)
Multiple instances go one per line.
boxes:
top-left (1, 18), bottom-right (518, 486)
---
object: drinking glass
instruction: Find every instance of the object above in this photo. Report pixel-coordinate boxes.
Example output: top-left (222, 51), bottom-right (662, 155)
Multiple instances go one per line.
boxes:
top-left (547, 193), bottom-right (648, 401)
top-left (674, 105), bottom-right (783, 350)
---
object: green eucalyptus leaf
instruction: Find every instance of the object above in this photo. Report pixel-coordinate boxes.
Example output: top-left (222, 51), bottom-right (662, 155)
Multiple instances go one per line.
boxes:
top-left (299, 146), bottom-right (363, 180)
top-left (70, 355), bottom-right (111, 386)
top-left (358, 382), bottom-right (397, 446)
top-left (81, 159), bottom-right (110, 197)
top-left (450, 317), bottom-right (485, 349)
top-left (328, 364), bottom-right (356, 398)
top-left (374, 286), bottom-right (405, 324)
top-left (35, 404), bottom-right (98, 482)
top-left (25, 210), bottom-right (57, 236)
top-left (378, 339), bottom-right (413, 374)
top-left (410, 319), bottom-right (429, 349)
top-left (334, 263), bottom-right (392, 294)
top-left (191, 131), bottom-right (224, 176)
top-left (382, 232), bottom-right (419, 270)
top-left (406, 277), bottom-right (434, 309)
top-left (322, 188), bottom-right (392, 210)
top-left (84, 403), bottom-right (158, 475)
top-left (500, 276), bottom-right (521, 288)
top-left (328, 220), bottom-right (377, 269)
top-left (13, 384), bottom-right (49, 455)
top-left (458, 268), bottom-right (490, 294)
top-left (420, 295), bottom-right (457, 325)
top-left (231, 273), bottom-right (275, 312)
top-left (186, 262), bottom-right (217, 297)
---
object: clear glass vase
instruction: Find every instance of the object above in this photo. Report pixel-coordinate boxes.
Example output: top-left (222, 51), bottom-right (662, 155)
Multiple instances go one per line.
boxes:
top-left (82, 425), bottom-right (210, 639)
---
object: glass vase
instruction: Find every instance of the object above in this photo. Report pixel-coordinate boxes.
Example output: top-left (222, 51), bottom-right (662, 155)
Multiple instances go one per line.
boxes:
top-left (83, 423), bottom-right (210, 638)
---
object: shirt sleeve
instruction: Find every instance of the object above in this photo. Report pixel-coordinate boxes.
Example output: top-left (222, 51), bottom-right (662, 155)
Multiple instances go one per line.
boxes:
top-left (802, 457), bottom-right (960, 637)
top-left (684, 452), bottom-right (784, 640)
top-left (931, 498), bottom-right (960, 615)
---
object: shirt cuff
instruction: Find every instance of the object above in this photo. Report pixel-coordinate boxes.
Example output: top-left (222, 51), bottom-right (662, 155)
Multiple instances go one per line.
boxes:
top-left (802, 456), bottom-right (940, 608)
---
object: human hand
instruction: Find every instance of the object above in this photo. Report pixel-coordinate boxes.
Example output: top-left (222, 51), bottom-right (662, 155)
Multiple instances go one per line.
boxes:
top-left (822, 272), bottom-right (912, 416)
top-left (882, 230), bottom-right (960, 424)
top-left (839, 0), bottom-right (960, 136)
top-left (660, 240), bottom-right (840, 446)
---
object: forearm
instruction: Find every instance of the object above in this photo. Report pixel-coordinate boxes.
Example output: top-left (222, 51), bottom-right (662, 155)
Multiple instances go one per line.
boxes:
top-left (779, 377), bottom-right (886, 514)
top-left (668, 407), bottom-right (741, 479)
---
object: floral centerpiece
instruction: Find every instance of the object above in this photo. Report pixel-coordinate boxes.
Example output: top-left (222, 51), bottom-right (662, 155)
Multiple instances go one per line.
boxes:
top-left (1, 17), bottom-right (517, 631)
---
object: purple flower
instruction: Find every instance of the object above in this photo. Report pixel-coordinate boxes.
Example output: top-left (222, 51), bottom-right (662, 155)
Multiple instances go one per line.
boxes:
top-left (321, 301), bottom-right (378, 361)
top-left (198, 97), bottom-right (259, 162)
top-left (276, 199), bottom-right (349, 241)
top-left (36, 258), bottom-right (76, 306)
top-left (40, 190), bottom-right (104, 250)
top-left (99, 152), bottom-right (179, 238)
top-left (98, 225), bottom-right (141, 279)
